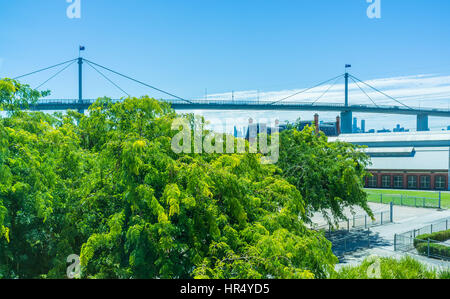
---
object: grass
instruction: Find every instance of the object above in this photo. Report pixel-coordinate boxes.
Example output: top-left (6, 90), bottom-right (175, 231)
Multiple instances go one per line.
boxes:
top-left (332, 256), bottom-right (449, 279)
top-left (365, 188), bottom-right (450, 209)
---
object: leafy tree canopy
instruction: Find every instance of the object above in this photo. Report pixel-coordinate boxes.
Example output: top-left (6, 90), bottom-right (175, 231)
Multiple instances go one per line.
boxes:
top-left (277, 123), bottom-right (372, 225)
top-left (0, 79), bottom-right (373, 279)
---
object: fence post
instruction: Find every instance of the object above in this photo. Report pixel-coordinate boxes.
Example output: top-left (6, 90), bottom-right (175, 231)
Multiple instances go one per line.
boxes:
top-left (446, 220), bottom-right (448, 230)
top-left (381, 212), bottom-right (383, 225)
top-left (431, 224), bottom-right (433, 234)
top-left (427, 239), bottom-right (430, 257)
top-left (365, 215), bottom-right (367, 229)
top-left (423, 198), bottom-right (425, 208)
top-left (390, 202), bottom-right (394, 223)
top-left (394, 234), bottom-right (397, 251)
top-left (353, 215), bottom-right (355, 228)
top-left (367, 230), bottom-right (370, 248)
top-left (400, 195), bottom-right (403, 206)
top-left (380, 194), bottom-right (383, 204)
top-left (439, 192), bottom-right (441, 209)
top-left (347, 219), bottom-right (350, 231)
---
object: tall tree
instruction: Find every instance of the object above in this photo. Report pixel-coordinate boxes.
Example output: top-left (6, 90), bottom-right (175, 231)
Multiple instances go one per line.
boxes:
top-left (277, 124), bottom-right (372, 225)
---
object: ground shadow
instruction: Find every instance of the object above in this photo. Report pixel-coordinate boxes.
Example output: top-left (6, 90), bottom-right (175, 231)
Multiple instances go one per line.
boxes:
top-left (325, 229), bottom-right (391, 262)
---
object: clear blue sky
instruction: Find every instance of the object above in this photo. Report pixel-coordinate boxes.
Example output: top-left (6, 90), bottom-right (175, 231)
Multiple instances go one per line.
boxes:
top-left (1, 0), bottom-right (450, 130)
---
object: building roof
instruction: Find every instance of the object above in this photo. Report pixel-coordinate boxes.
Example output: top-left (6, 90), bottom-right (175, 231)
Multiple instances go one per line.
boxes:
top-left (366, 147), bottom-right (449, 171)
top-left (361, 147), bottom-right (415, 157)
top-left (329, 132), bottom-right (450, 171)
top-left (329, 131), bottom-right (450, 148)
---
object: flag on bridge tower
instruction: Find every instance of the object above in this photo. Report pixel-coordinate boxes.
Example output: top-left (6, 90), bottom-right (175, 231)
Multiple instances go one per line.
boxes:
top-left (345, 64), bottom-right (352, 68)
top-left (78, 46), bottom-right (86, 58)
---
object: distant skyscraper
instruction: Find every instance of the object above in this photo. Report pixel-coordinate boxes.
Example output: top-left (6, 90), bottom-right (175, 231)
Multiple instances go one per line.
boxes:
top-left (361, 120), bottom-right (366, 133)
top-left (393, 124), bottom-right (409, 132)
top-left (353, 118), bottom-right (358, 133)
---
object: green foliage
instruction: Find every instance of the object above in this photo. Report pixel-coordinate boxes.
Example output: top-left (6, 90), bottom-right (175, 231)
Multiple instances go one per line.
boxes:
top-left (0, 78), bottom-right (49, 112)
top-left (415, 242), bottom-right (450, 259)
top-left (277, 124), bottom-right (373, 225)
top-left (0, 110), bottom-right (87, 278)
top-left (1, 78), bottom-right (383, 279)
top-left (413, 230), bottom-right (450, 259)
top-left (73, 97), bottom-right (338, 278)
top-left (332, 256), bottom-right (446, 279)
top-left (415, 229), bottom-right (450, 243)
top-left (0, 80), bottom-right (343, 279)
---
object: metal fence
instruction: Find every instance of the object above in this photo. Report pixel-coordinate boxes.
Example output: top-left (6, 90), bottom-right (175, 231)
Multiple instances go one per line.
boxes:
top-left (315, 204), bottom-right (393, 232)
top-left (314, 205), bottom-right (394, 258)
top-left (325, 229), bottom-right (372, 258)
top-left (395, 218), bottom-right (450, 261)
top-left (367, 193), bottom-right (442, 209)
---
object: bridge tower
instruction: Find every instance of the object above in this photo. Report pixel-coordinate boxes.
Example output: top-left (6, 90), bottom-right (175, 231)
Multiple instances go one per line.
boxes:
top-left (77, 57), bottom-right (84, 114)
top-left (340, 72), bottom-right (353, 134)
top-left (417, 114), bottom-right (429, 131)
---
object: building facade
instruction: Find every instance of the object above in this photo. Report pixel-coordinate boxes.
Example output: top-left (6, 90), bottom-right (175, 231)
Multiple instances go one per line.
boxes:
top-left (329, 131), bottom-right (450, 191)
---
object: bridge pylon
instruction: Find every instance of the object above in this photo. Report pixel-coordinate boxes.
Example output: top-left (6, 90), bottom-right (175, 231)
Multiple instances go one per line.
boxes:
top-left (417, 114), bottom-right (429, 131)
top-left (77, 57), bottom-right (84, 114)
top-left (340, 71), bottom-right (353, 134)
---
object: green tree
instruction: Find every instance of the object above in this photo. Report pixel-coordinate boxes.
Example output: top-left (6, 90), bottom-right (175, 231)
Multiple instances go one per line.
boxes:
top-left (0, 78), bottom-right (49, 112)
top-left (75, 97), bottom-right (337, 279)
top-left (277, 124), bottom-right (372, 226)
top-left (2, 79), bottom-right (376, 279)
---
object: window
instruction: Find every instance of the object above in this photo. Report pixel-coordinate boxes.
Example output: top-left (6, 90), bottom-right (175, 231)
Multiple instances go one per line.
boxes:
top-left (435, 176), bottom-right (446, 190)
top-left (382, 176), bottom-right (391, 188)
top-left (393, 176), bottom-right (403, 189)
top-left (420, 176), bottom-right (431, 189)
top-left (407, 176), bottom-right (417, 189)
top-left (368, 175), bottom-right (377, 188)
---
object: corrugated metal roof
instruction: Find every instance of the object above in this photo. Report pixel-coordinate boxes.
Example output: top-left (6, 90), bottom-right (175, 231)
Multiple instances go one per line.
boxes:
top-left (329, 131), bottom-right (450, 147)
top-left (361, 147), bottom-right (415, 157)
top-left (367, 147), bottom-right (449, 171)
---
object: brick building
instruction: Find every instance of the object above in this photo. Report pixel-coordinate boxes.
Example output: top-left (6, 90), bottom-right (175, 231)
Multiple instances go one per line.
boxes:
top-left (329, 131), bottom-right (450, 191)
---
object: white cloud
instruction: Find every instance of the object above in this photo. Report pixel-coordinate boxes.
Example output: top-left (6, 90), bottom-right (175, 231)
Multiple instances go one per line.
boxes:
top-left (194, 73), bottom-right (450, 109)
top-left (190, 73), bottom-right (450, 132)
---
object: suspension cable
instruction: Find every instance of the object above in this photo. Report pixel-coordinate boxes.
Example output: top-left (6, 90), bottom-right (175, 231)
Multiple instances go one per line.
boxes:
top-left (270, 74), bottom-right (344, 105)
top-left (311, 76), bottom-right (342, 105)
top-left (34, 60), bottom-right (77, 90)
top-left (13, 58), bottom-right (78, 80)
top-left (85, 60), bottom-right (130, 97)
top-left (83, 58), bottom-right (192, 104)
top-left (350, 74), bottom-right (412, 110)
top-left (349, 76), bottom-right (379, 108)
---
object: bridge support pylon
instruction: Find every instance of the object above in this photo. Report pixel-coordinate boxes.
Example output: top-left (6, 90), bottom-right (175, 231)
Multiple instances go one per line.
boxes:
top-left (77, 57), bottom-right (85, 115)
top-left (340, 111), bottom-right (353, 134)
top-left (417, 114), bottom-right (429, 131)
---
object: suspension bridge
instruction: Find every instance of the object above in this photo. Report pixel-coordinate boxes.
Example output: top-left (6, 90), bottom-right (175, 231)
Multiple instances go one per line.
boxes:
top-left (10, 56), bottom-right (450, 133)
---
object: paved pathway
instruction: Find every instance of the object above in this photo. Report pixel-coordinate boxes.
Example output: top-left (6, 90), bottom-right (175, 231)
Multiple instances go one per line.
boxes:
top-left (312, 203), bottom-right (450, 270)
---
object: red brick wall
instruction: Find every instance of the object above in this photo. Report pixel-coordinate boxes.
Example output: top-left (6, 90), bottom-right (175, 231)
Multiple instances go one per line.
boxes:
top-left (365, 171), bottom-right (448, 190)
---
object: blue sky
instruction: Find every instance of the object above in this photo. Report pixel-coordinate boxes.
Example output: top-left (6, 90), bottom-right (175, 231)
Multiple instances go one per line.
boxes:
top-left (1, 0), bottom-right (450, 131)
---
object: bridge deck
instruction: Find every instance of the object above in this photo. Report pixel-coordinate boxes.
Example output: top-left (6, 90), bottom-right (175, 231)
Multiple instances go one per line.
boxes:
top-left (28, 99), bottom-right (450, 117)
